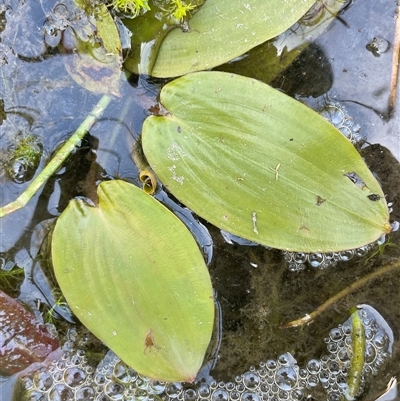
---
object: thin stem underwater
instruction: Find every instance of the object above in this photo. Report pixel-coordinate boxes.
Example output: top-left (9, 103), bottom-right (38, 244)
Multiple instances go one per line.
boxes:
top-left (279, 258), bottom-right (400, 329)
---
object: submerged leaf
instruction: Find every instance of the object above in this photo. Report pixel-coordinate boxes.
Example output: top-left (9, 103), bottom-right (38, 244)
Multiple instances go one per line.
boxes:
top-left (52, 180), bottom-right (214, 382)
top-left (0, 290), bottom-right (59, 375)
top-left (62, 3), bottom-right (122, 96)
top-left (142, 72), bottom-right (391, 252)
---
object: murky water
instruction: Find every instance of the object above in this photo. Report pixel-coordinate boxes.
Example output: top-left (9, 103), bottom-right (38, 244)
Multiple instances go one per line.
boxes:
top-left (1, 0), bottom-right (399, 400)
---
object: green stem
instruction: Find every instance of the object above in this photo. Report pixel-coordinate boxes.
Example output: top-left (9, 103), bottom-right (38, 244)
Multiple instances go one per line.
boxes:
top-left (345, 309), bottom-right (365, 400)
top-left (0, 94), bottom-right (113, 218)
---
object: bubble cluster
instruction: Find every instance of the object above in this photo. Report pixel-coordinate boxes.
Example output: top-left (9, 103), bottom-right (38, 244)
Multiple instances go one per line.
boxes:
top-left (318, 101), bottom-right (363, 145)
top-left (18, 306), bottom-right (392, 401)
top-left (282, 244), bottom-right (373, 271)
top-left (283, 219), bottom-right (398, 271)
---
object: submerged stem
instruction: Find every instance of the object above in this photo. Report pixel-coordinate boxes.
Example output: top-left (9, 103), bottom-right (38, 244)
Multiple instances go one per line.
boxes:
top-left (388, 2), bottom-right (400, 117)
top-left (0, 95), bottom-right (113, 218)
top-left (279, 259), bottom-right (400, 329)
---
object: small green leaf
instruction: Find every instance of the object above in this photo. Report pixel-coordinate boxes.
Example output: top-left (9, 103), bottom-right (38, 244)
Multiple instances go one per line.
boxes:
top-left (144, 0), bottom-right (316, 77)
top-left (52, 180), bottom-right (214, 382)
top-left (142, 72), bottom-right (391, 252)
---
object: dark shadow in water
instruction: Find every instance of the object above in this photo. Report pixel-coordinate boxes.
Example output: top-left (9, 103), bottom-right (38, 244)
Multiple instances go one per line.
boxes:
top-left (272, 43), bottom-right (333, 98)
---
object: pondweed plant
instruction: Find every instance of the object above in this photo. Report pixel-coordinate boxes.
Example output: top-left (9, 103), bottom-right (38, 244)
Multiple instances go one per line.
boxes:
top-left (110, 0), bottom-right (151, 17)
top-left (109, 0), bottom-right (203, 20)
top-left (0, 0), bottom-right (396, 386)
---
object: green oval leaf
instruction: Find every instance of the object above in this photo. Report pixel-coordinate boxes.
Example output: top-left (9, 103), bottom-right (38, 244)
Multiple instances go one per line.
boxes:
top-left (142, 72), bottom-right (391, 252)
top-left (149, 0), bottom-right (316, 77)
top-left (52, 180), bottom-right (214, 382)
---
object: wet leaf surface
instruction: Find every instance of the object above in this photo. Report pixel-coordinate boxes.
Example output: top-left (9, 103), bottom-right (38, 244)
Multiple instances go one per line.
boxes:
top-left (142, 71), bottom-right (391, 252)
top-left (125, 0), bottom-right (315, 77)
top-left (52, 180), bottom-right (214, 382)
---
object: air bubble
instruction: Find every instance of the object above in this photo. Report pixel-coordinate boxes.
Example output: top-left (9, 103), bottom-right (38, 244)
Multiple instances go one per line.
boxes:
top-left (277, 353), bottom-right (292, 366)
top-left (212, 388), bottom-right (229, 401)
top-left (309, 253), bottom-right (323, 268)
top-left (241, 391), bottom-right (260, 401)
top-left (104, 381), bottom-right (125, 399)
top-left (329, 328), bottom-right (343, 342)
top-left (338, 126), bottom-right (353, 140)
top-left (95, 373), bottom-right (106, 385)
top-left (76, 386), bottom-right (96, 401)
top-left (307, 375), bottom-right (318, 388)
top-left (319, 104), bottom-right (345, 126)
top-left (373, 330), bottom-right (389, 350)
top-left (49, 383), bottom-right (74, 401)
top-left (339, 250), bottom-right (354, 261)
top-left (63, 366), bottom-right (86, 387)
top-left (355, 246), bottom-right (370, 257)
top-left (149, 380), bottom-right (166, 394)
top-left (294, 253), bottom-right (307, 264)
top-left (274, 367), bottom-right (297, 390)
top-left (365, 344), bottom-right (377, 364)
top-left (328, 362), bottom-right (340, 375)
top-left (53, 370), bottom-right (63, 382)
top-left (341, 324), bottom-right (351, 336)
top-left (184, 389), bottom-right (198, 401)
top-left (266, 359), bottom-right (277, 370)
top-left (327, 342), bottom-right (338, 353)
top-left (306, 359), bottom-right (321, 375)
top-left (319, 370), bottom-right (330, 383)
top-left (243, 371), bottom-right (260, 390)
top-left (166, 383), bottom-right (183, 398)
top-left (299, 368), bottom-right (308, 379)
top-left (290, 389), bottom-right (303, 400)
top-left (113, 361), bottom-right (131, 383)
top-left (337, 348), bottom-right (350, 362)
top-left (136, 377), bottom-right (150, 390)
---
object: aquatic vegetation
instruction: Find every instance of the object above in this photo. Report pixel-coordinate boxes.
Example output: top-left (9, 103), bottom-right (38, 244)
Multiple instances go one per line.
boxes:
top-left (44, 290), bottom-right (70, 326)
top-left (168, 0), bottom-right (199, 22)
top-left (110, 0), bottom-right (151, 17)
top-left (0, 263), bottom-right (24, 291)
top-left (0, 0), bottom-right (398, 396)
top-left (6, 132), bottom-right (42, 183)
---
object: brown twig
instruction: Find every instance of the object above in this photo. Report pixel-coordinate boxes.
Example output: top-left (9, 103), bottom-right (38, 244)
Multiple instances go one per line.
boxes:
top-left (388, 2), bottom-right (400, 117)
top-left (279, 259), bottom-right (400, 329)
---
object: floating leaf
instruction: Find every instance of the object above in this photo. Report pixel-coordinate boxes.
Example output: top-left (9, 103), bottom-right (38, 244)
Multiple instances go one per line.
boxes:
top-left (52, 180), bottom-right (214, 382)
top-left (142, 72), bottom-right (391, 252)
top-left (215, 0), bottom-right (346, 85)
top-left (124, 0), bottom-right (316, 77)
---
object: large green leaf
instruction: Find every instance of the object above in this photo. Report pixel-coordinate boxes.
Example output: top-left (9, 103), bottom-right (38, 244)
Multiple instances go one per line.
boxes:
top-left (52, 180), bottom-right (214, 382)
top-left (142, 72), bottom-right (391, 252)
top-left (124, 0), bottom-right (316, 77)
